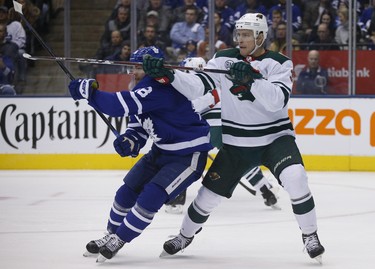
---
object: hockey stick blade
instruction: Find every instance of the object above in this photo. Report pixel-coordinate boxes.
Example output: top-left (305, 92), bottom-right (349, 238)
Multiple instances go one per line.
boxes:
top-left (22, 53), bottom-right (230, 74)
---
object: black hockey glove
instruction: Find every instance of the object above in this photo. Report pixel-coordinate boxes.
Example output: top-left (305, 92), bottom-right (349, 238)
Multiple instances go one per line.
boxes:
top-left (113, 133), bottom-right (141, 158)
top-left (229, 84), bottom-right (255, 101)
top-left (228, 61), bottom-right (263, 85)
top-left (142, 54), bottom-right (175, 84)
top-left (68, 78), bottom-right (99, 100)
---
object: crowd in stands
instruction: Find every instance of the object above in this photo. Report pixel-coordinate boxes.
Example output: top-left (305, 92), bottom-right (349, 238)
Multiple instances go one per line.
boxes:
top-left (0, 0), bottom-right (59, 95)
top-left (1, 0), bottom-right (375, 96)
top-left (92, 0), bottom-right (375, 67)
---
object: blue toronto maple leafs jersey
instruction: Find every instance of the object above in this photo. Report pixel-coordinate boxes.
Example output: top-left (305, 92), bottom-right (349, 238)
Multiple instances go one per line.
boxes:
top-left (88, 75), bottom-right (212, 155)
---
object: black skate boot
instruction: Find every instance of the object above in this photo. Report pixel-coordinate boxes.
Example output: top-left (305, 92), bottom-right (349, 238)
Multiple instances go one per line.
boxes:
top-left (260, 185), bottom-right (277, 207)
top-left (96, 234), bottom-right (125, 263)
top-left (84, 234), bottom-right (111, 256)
top-left (160, 228), bottom-right (202, 257)
top-left (302, 231), bottom-right (325, 264)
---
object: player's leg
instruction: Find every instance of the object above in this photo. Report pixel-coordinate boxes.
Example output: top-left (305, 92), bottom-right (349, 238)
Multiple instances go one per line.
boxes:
top-left (98, 150), bottom-right (208, 262)
top-left (162, 144), bottom-right (256, 256)
top-left (84, 152), bottom-right (157, 257)
top-left (263, 135), bottom-right (325, 262)
top-left (242, 166), bottom-right (278, 207)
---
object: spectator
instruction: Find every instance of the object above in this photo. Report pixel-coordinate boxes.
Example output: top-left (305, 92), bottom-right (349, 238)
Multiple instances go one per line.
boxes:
top-left (296, 50), bottom-right (329, 95)
top-left (215, 10), bottom-right (232, 47)
top-left (201, 0), bottom-right (235, 30)
top-left (100, 6), bottom-right (130, 48)
top-left (0, 5), bottom-right (27, 91)
top-left (0, 53), bottom-right (16, 96)
top-left (96, 30), bottom-right (124, 60)
top-left (197, 26), bottom-right (227, 61)
top-left (358, 0), bottom-right (375, 40)
top-left (102, 41), bottom-right (131, 74)
top-left (185, 39), bottom-right (197, 57)
top-left (308, 23), bottom-right (340, 50)
top-left (233, 0), bottom-right (268, 21)
top-left (0, 23), bottom-right (19, 68)
top-left (302, 0), bottom-right (336, 42)
top-left (334, 6), bottom-right (349, 49)
top-left (172, 0), bottom-right (204, 23)
top-left (307, 10), bottom-right (337, 42)
top-left (267, 0), bottom-right (303, 34)
top-left (169, 6), bottom-right (205, 55)
top-left (265, 9), bottom-right (283, 48)
top-left (108, 0), bottom-right (134, 22)
top-left (138, 0), bottom-right (172, 38)
top-left (8, 0), bottom-right (40, 56)
top-left (138, 24), bottom-right (166, 51)
top-left (268, 21), bottom-right (300, 52)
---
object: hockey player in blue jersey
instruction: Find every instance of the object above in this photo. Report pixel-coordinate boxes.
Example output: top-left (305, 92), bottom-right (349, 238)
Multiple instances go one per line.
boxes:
top-left (68, 46), bottom-right (213, 263)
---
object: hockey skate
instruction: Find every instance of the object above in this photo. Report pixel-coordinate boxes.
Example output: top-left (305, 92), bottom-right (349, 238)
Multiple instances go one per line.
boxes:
top-left (302, 232), bottom-right (325, 264)
top-left (83, 233), bottom-right (111, 257)
top-left (160, 228), bottom-right (202, 257)
top-left (165, 190), bottom-right (186, 214)
top-left (260, 185), bottom-right (280, 210)
top-left (165, 204), bottom-right (183, 214)
top-left (96, 234), bottom-right (125, 263)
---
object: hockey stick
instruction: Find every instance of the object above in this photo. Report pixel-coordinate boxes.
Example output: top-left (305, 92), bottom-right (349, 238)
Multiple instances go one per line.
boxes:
top-left (13, 1), bottom-right (119, 137)
top-left (22, 53), bottom-right (231, 75)
top-left (207, 154), bottom-right (256, 196)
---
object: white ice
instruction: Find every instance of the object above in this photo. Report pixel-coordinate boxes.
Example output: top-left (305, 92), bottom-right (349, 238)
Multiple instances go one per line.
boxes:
top-left (0, 170), bottom-right (374, 269)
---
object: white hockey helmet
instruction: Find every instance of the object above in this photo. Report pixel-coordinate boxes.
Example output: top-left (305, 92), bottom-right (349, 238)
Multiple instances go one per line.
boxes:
top-left (234, 13), bottom-right (268, 42)
top-left (181, 57), bottom-right (207, 71)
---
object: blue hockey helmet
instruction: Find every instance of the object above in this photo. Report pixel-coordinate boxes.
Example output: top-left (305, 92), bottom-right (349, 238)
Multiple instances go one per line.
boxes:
top-left (130, 46), bottom-right (164, 62)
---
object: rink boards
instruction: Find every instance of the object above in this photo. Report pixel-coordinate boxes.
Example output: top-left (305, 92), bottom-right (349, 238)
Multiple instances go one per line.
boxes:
top-left (0, 96), bottom-right (374, 171)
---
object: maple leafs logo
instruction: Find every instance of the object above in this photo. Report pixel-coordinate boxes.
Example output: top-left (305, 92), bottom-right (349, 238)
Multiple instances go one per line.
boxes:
top-left (143, 118), bottom-right (161, 142)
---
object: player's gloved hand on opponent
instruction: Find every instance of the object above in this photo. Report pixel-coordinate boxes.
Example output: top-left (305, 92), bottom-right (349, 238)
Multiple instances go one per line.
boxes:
top-left (113, 133), bottom-right (141, 157)
top-left (142, 54), bottom-right (175, 84)
top-left (68, 78), bottom-right (99, 100)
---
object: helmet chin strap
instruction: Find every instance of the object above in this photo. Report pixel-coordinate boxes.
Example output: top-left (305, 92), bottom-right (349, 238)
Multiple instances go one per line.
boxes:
top-left (249, 34), bottom-right (265, 56)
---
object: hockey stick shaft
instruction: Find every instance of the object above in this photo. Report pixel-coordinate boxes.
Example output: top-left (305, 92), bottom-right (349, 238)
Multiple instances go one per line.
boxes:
top-left (207, 154), bottom-right (256, 196)
top-left (23, 53), bottom-right (231, 75)
top-left (13, 1), bottom-right (119, 137)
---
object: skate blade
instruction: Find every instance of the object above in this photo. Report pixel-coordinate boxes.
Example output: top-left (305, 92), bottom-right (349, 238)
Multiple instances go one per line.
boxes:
top-left (83, 251), bottom-right (98, 257)
top-left (314, 254), bottom-right (323, 265)
top-left (271, 204), bottom-right (282, 210)
top-left (159, 250), bottom-right (172, 258)
top-left (96, 254), bottom-right (107, 263)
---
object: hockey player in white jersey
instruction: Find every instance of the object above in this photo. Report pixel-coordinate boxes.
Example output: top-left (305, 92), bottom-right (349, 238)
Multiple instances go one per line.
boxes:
top-left (165, 57), bottom-right (279, 214)
top-left (68, 46), bottom-right (212, 263)
top-left (143, 13), bottom-right (325, 263)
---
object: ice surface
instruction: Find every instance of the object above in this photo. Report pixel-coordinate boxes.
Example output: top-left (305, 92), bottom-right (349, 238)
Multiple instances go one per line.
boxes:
top-left (0, 170), bottom-right (374, 269)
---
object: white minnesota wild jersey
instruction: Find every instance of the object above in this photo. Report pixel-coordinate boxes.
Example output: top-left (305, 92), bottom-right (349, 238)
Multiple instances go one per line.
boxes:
top-left (172, 48), bottom-right (295, 147)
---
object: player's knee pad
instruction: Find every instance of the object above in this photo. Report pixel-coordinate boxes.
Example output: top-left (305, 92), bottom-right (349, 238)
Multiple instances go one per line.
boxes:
top-left (279, 164), bottom-right (310, 199)
top-left (192, 186), bottom-right (222, 216)
top-left (137, 182), bottom-right (168, 213)
top-left (114, 183), bottom-right (139, 208)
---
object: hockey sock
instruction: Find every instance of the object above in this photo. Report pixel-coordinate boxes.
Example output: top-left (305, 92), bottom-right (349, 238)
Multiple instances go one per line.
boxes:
top-left (116, 183), bottom-right (168, 242)
top-left (180, 186), bottom-right (222, 237)
top-left (279, 164), bottom-right (317, 234)
top-left (107, 183), bottom-right (138, 234)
